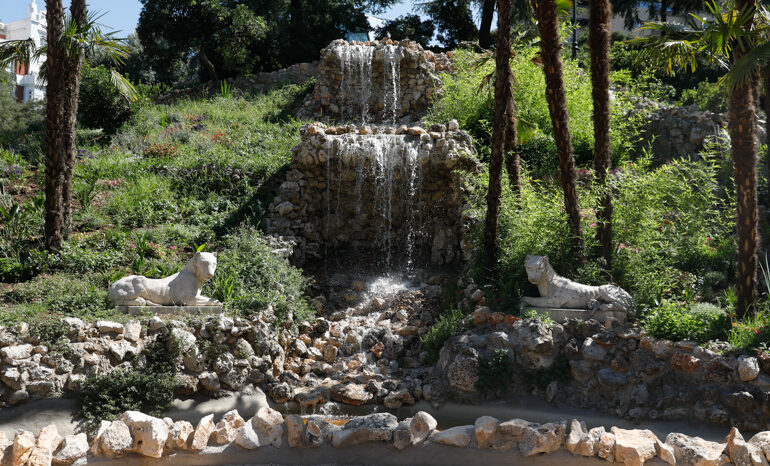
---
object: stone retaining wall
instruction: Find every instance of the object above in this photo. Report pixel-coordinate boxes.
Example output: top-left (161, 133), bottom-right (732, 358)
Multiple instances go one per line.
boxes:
top-left (4, 407), bottom-right (770, 465)
top-left (265, 121), bottom-right (479, 268)
top-left (299, 39), bottom-right (451, 122)
top-left (429, 284), bottom-right (770, 432)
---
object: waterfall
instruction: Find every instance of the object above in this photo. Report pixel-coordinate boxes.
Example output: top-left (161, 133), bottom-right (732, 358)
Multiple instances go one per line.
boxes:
top-left (331, 43), bottom-right (402, 122)
top-left (323, 134), bottom-right (425, 273)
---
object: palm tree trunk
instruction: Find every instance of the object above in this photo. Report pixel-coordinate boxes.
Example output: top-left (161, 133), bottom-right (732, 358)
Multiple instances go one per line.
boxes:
top-left (478, 0), bottom-right (495, 49)
top-left (504, 90), bottom-right (521, 198)
top-left (199, 44), bottom-right (218, 83)
top-left (43, 0), bottom-right (66, 250)
top-left (590, 0), bottom-right (613, 268)
top-left (60, 0), bottom-right (86, 240)
top-left (731, 0), bottom-right (758, 317)
top-left (660, 0), bottom-right (667, 22)
top-left (536, 0), bottom-right (585, 252)
top-left (765, 71), bottom-right (769, 214)
top-left (483, 0), bottom-right (513, 275)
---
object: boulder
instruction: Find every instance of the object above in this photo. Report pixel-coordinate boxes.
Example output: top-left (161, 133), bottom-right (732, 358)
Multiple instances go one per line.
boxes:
top-left (118, 411), bottom-right (169, 458)
top-left (305, 417), bottom-right (340, 447)
top-left (234, 421), bottom-right (260, 450)
top-left (666, 432), bottom-right (727, 466)
top-left (331, 413), bottom-right (398, 447)
top-left (383, 390), bottom-right (415, 409)
top-left (738, 356), bottom-right (761, 382)
top-left (726, 427), bottom-right (762, 466)
top-left (190, 414), bottom-right (215, 451)
top-left (597, 431), bottom-right (616, 462)
top-left (166, 421), bottom-right (194, 451)
top-left (90, 421), bottom-right (111, 456)
top-left (124, 320), bottom-right (142, 342)
top-left (655, 437), bottom-right (677, 465)
top-left (519, 422), bottom-right (567, 457)
top-left (410, 411), bottom-right (437, 445)
top-left (611, 427), bottom-right (658, 466)
top-left (447, 355), bottom-right (478, 392)
top-left (253, 407), bottom-right (284, 448)
top-left (285, 415), bottom-right (305, 448)
top-left (749, 432), bottom-right (770, 462)
top-left (36, 425), bottom-right (62, 452)
top-left (99, 421), bottom-right (132, 458)
top-left (1, 344), bottom-right (33, 364)
top-left (52, 434), bottom-right (88, 465)
top-left (12, 431), bottom-right (35, 465)
top-left (26, 446), bottom-right (53, 466)
top-left (96, 320), bottom-right (124, 334)
top-left (331, 383), bottom-right (373, 405)
top-left (392, 420), bottom-right (412, 450)
top-left (431, 425), bottom-right (474, 448)
top-left (169, 328), bottom-right (196, 353)
top-left (475, 416), bottom-right (500, 449)
top-left (566, 419), bottom-right (586, 455)
top-left (215, 409), bottom-right (245, 444)
top-left (295, 386), bottom-right (330, 408)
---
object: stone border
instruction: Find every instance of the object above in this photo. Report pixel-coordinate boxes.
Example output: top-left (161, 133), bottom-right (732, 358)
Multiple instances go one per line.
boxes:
top-left (3, 408), bottom-right (768, 465)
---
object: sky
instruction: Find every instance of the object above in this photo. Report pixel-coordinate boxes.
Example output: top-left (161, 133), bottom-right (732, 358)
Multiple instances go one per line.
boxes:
top-left (0, 0), bottom-right (428, 36)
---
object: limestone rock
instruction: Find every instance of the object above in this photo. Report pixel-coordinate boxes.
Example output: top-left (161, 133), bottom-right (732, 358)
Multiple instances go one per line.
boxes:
top-left (52, 434), bottom-right (88, 465)
top-left (253, 407), bottom-right (284, 448)
top-left (566, 419), bottom-right (586, 455)
top-left (331, 383), bottom-right (373, 405)
top-left (331, 413), bottom-right (398, 447)
top-left (656, 437), bottom-right (677, 465)
top-left (118, 411), bottom-right (169, 458)
top-left (305, 417), bottom-right (340, 447)
top-left (296, 386), bottom-right (330, 408)
top-left (726, 427), bottom-right (758, 466)
top-left (234, 421), bottom-right (260, 450)
top-left (166, 421), bottom-right (194, 451)
top-left (392, 420), bottom-right (412, 450)
top-left (1, 344), bottom-right (33, 363)
top-left (26, 446), bottom-right (53, 466)
top-left (214, 409), bottom-right (245, 444)
top-left (410, 411), bottom-right (437, 445)
top-left (12, 430), bottom-right (35, 465)
top-left (431, 425), bottom-right (474, 447)
top-left (100, 420), bottom-right (132, 458)
top-left (124, 320), bottom-right (142, 342)
top-left (748, 432), bottom-right (770, 462)
top-left (36, 425), bottom-right (62, 452)
top-left (475, 416), bottom-right (500, 449)
top-left (738, 356), bottom-right (761, 382)
top-left (90, 421), bottom-right (111, 456)
top-left (519, 422), bottom-right (567, 457)
top-left (383, 389), bottom-right (415, 409)
top-left (667, 432), bottom-right (727, 466)
top-left (285, 415), bottom-right (305, 448)
top-left (447, 355), bottom-right (478, 392)
top-left (96, 320), bottom-right (124, 334)
top-left (190, 414), bottom-right (215, 451)
top-left (597, 431), bottom-right (616, 462)
top-left (169, 328), bottom-right (197, 353)
top-left (611, 427), bottom-right (658, 466)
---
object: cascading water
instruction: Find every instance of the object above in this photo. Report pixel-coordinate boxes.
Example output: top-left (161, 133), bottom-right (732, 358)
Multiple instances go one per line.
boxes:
top-left (323, 134), bottom-right (425, 274)
top-left (331, 43), bottom-right (402, 122)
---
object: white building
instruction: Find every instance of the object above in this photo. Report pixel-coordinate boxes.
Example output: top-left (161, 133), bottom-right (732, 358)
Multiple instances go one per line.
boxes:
top-left (0, 0), bottom-right (47, 102)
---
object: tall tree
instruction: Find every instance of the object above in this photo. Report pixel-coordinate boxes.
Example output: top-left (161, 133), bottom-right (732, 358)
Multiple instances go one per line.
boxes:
top-left (536, 0), bottom-right (585, 252)
top-left (61, 0), bottom-right (87, 239)
top-left (43, 0), bottom-right (67, 250)
top-left (590, 0), bottom-right (613, 267)
top-left (611, 0), bottom-right (705, 30)
top-left (479, 0), bottom-right (496, 48)
top-left (374, 14), bottom-right (435, 46)
top-left (730, 0), bottom-right (759, 316)
top-left (417, 0), bottom-right (479, 48)
top-left (483, 0), bottom-right (513, 274)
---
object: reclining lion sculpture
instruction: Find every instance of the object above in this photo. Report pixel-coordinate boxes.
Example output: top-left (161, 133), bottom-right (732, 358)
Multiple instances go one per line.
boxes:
top-left (109, 251), bottom-right (221, 307)
top-left (521, 255), bottom-right (633, 315)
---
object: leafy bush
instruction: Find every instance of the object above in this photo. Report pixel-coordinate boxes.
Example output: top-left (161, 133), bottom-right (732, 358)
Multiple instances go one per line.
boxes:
top-left (3, 274), bottom-right (110, 319)
top-left (643, 301), bottom-right (730, 342)
top-left (728, 305), bottom-right (770, 351)
top-left (205, 228), bottom-right (313, 325)
top-left (75, 333), bottom-right (178, 436)
top-left (78, 64), bottom-right (136, 134)
top-left (30, 320), bottom-right (72, 356)
top-left (679, 80), bottom-right (728, 113)
top-left (476, 349), bottom-right (513, 395)
top-left (420, 308), bottom-right (465, 364)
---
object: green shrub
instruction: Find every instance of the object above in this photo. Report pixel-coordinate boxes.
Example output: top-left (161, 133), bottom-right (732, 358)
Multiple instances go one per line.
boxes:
top-left (3, 274), bottom-right (110, 319)
top-left (75, 332), bottom-right (179, 436)
top-left (78, 64), bottom-right (136, 134)
top-left (643, 301), bottom-right (730, 342)
top-left (679, 80), bottom-right (728, 114)
top-left (420, 308), bottom-right (466, 364)
top-left (727, 305), bottom-right (770, 351)
top-left (205, 228), bottom-right (313, 326)
top-left (476, 349), bottom-right (513, 395)
top-left (30, 320), bottom-right (72, 356)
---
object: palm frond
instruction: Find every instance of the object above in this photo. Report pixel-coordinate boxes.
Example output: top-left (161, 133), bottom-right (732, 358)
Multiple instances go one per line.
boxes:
top-left (109, 69), bottom-right (139, 102)
top-left (0, 38), bottom-right (37, 69)
top-left (721, 40), bottom-right (770, 91)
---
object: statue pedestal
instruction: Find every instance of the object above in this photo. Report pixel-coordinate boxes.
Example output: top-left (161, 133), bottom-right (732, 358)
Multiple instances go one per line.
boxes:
top-left (524, 307), bottom-right (627, 324)
top-left (117, 305), bottom-right (224, 316)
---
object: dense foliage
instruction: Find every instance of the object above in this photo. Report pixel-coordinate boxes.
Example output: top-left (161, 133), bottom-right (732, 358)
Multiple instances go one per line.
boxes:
top-left (78, 64), bottom-right (137, 134)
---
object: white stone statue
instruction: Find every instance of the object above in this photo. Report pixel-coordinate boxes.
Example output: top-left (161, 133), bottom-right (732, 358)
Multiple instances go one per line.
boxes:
top-left (109, 252), bottom-right (222, 307)
top-left (521, 255), bottom-right (633, 315)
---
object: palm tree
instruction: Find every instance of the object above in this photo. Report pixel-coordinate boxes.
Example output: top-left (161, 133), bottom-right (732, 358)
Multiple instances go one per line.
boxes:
top-left (590, 0), bottom-right (614, 268)
top-left (0, 4), bottom-right (135, 250)
top-left (536, 0), bottom-right (585, 253)
top-left (638, 1), bottom-right (765, 316)
top-left (483, 0), bottom-right (514, 274)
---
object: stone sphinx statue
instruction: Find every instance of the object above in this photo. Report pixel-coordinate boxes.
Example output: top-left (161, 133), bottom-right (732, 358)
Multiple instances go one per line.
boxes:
top-left (521, 255), bottom-right (633, 315)
top-left (109, 252), bottom-right (222, 307)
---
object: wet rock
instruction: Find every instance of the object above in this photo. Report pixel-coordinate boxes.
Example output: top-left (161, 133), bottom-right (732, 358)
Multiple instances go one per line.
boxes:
top-left (166, 421), bottom-right (194, 452)
top-left (410, 411), bottom-right (437, 445)
top-left (431, 425), bottom-right (474, 447)
top-left (331, 413), bottom-right (398, 447)
top-left (519, 422), bottom-right (567, 457)
top-left (296, 386), bottom-right (330, 408)
top-left (611, 427), bottom-right (658, 466)
top-left (331, 383), bottom-right (373, 405)
top-left (383, 389), bottom-right (415, 409)
top-left (118, 411), bottom-right (169, 458)
top-left (53, 433), bottom-right (88, 465)
top-left (666, 432), bottom-right (727, 466)
top-left (190, 414), bottom-right (215, 451)
top-left (214, 409), bottom-right (245, 444)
